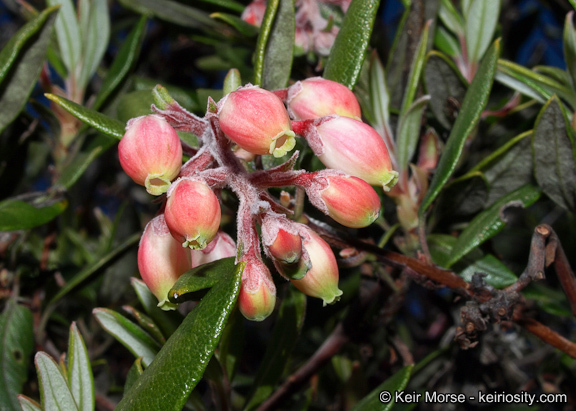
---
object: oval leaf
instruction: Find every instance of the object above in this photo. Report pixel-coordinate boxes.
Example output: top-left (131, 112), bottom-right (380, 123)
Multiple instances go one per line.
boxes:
top-left (0, 300), bottom-right (34, 411)
top-left (115, 262), bottom-right (244, 411)
top-left (532, 97), bottom-right (576, 211)
top-left (446, 184), bottom-right (541, 268)
top-left (0, 197), bottom-right (67, 231)
top-left (464, 0), bottom-right (500, 64)
top-left (47, 0), bottom-right (82, 72)
top-left (419, 39), bottom-right (500, 217)
top-left (324, 0), bottom-right (380, 89)
top-left (35, 352), bottom-right (79, 411)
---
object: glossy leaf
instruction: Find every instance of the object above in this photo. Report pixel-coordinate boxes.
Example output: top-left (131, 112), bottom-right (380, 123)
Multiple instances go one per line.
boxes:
top-left (244, 288), bottom-right (306, 410)
top-left (0, 197), bottom-right (67, 231)
top-left (93, 308), bottom-right (160, 367)
top-left (47, 0), bottom-right (81, 72)
top-left (45, 93), bottom-right (124, 139)
top-left (419, 39), bottom-right (500, 217)
top-left (78, 0), bottom-right (110, 90)
top-left (446, 184), bottom-right (541, 268)
top-left (464, 0), bottom-right (500, 64)
top-left (67, 323), bottom-right (94, 411)
top-left (261, 0), bottom-right (294, 90)
top-left (564, 12), bottom-right (576, 92)
top-left (35, 352), bottom-right (79, 411)
top-left (16, 396), bottom-right (41, 411)
top-left (168, 257), bottom-right (236, 304)
top-left (324, 0), bottom-right (380, 89)
top-left (0, 7), bottom-right (58, 134)
top-left (351, 365), bottom-right (414, 411)
top-left (115, 262), bottom-right (244, 411)
top-left (424, 51), bottom-right (468, 129)
top-left (254, 0), bottom-right (279, 86)
top-left (211, 13), bottom-right (259, 37)
top-left (532, 97), bottom-right (576, 211)
top-left (93, 16), bottom-right (147, 110)
top-left (118, 0), bottom-right (218, 30)
top-left (396, 95), bottom-right (430, 172)
top-left (0, 300), bottom-right (34, 411)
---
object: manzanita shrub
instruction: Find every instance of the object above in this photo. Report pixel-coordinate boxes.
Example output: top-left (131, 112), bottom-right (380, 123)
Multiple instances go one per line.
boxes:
top-left (2, 0), bottom-right (576, 410)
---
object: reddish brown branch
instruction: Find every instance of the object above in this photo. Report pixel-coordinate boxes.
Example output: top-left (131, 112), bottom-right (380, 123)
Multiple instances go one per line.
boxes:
top-left (545, 225), bottom-right (576, 317)
top-left (514, 310), bottom-right (576, 358)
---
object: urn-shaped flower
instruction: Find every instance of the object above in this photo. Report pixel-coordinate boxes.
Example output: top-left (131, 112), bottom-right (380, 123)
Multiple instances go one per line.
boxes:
top-left (118, 115), bottom-right (182, 195)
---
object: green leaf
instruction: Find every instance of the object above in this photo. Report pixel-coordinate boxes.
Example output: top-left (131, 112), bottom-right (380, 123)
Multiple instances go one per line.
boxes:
top-left (223, 68), bottom-right (242, 95)
top-left (254, 0), bottom-right (279, 86)
top-left (217, 308), bottom-right (244, 381)
top-left (45, 93), bottom-right (124, 139)
top-left (198, 0), bottom-right (245, 12)
top-left (324, 0), bottom-right (380, 89)
top-left (118, 0), bottom-right (219, 30)
top-left (16, 395), bottom-right (41, 411)
top-left (419, 39), bottom-right (500, 217)
top-left (351, 365), bottom-right (413, 411)
top-left (564, 12), bottom-right (576, 92)
top-left (131, 278), bottom-right (180, 339)
top-left (35, 352), bottom-right (79, 411)
top-left (0, 7), bottom-right (58, 134)
top-left (168, 257), bottom-right (236, 304)
top-left (495, 59), bottom-right (576, 108)
top-left (438, 0), bottom-right (464, 36)
top-left (464, 0), bottom-right (500, 64)
top-left (122, 306), bottom-right (166, 345)
top-left (0, 300), bottom-right (34, 411)
top-left (93, 16), bottom-right (147, 110)
top-left (93, 308), bottom-right (160, 367)
top-left (0, 196), bottom-right (67, 231)
top-left (396, 95), bottom-right (430, 172)
top-left (210, 13), bottom-right (259, 37)
top-left (244, 288), bottom-right (306, 410)
top-left (78, 0), bottom-right (110, 90)
top-left (423, 51), bottom-right (468, 129)
top-left (532, 97), bottom-right (576, 211)
top-left (67, 323), bottom-right (94, 411)
top-left (437, 172), bottom-right (488, 216)
top-left (115, 262), bottom-right (244, 411)
top-left (434, 26), bottom-right (461, 58)
top-left (399, 21), bottom-right (430, 116)
top-left (47, 0), bottom-right (81, 72)
top-left (261, 0), bottom-right (294, 90)
top-left (446, 184), bottom-right (541, 268)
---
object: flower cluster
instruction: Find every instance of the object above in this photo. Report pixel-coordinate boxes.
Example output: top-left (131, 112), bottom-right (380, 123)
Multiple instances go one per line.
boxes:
top-left (119, 77), bottom-right (397, 320)
top-left (242, 0), bottom-right (351, 56)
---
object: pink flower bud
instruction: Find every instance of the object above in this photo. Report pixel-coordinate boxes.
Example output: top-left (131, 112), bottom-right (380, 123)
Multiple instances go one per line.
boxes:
top-left (261, 215), bottom-right (302, 264)
top-left (302, 171), bottom-right (381, 228)
top-left (290, 226), bottom-right (342, 306)
top-left (241, 0), bottom-right (266, 27)
top-left (137, 215), bottom-right (192, 310)
top-left (191, 231), bottom-right (236, 267)
top-left (296, 116), bottom-right (398, 191)
top-left (286, 77), bottom-right (361, 121)
top-left (238, 259), bottom-right (276, 321)
top-left (118, 115), bottom-right (183, 195)
top-left (218, 86), bottom-right (296, 158)
top-left (164, 177), bottom-right (221, 250)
